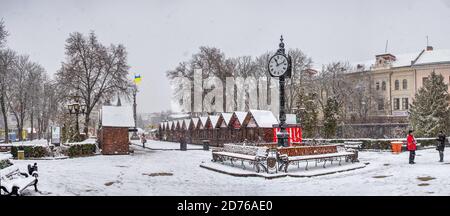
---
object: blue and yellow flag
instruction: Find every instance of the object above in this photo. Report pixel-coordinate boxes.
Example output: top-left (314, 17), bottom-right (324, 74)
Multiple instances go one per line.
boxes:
top-left (134, 74), bottom-right (142, 85)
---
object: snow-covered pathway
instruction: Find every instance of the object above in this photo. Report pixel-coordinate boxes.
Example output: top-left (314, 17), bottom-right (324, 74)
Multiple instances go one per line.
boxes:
top-left (12, 140), bottom-right (450, 196)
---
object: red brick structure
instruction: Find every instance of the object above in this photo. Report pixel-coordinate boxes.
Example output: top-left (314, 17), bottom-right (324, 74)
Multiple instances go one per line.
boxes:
top-left (99, 127), bottom-right (130, 155)
top-left (99, 106), bottom-right (134, 155)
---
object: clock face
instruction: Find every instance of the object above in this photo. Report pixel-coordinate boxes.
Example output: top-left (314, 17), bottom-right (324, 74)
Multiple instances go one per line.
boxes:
top-left (268, 54), bottom-right (289, 77)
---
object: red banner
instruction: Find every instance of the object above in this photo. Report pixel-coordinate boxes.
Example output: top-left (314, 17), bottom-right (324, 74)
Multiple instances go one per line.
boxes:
top-left (273, 127), bottom-right (302, 145)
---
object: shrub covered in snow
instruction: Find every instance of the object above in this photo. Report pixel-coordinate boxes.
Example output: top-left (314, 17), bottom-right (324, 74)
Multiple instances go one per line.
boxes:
top-left (67, 144), bottom-right (96, 157)
top-left (0, 154), bottom-right (12, 169)
top-left (307, 138), bottom-right (438, 150)
top-left (11, 146), bottom-right (48, 158)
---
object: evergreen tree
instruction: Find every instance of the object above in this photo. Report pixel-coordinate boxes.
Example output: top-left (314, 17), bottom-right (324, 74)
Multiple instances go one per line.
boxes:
top-left (297, 93), bottom-right (318, 138)
top-left (323, 97), bottom-right (339, 138)
top-left (409, 71), bottom-right (450, 137)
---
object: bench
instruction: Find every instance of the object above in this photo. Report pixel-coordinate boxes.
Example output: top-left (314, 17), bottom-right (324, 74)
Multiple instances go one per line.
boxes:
top-left (0, 163), bottom-right (39, 196)
top-left (277, 145), bottom-right (358, 172)
top-left (212, 144), bottom-right (268, 173)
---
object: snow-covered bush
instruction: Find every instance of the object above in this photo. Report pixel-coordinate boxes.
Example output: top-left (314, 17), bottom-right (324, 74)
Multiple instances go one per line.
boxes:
top-left (10, 146), bottom-right (48, 158)
top-left (67, 144), bottom-right (96, 157)
top-left (0, 155), bottom-right (12, 169)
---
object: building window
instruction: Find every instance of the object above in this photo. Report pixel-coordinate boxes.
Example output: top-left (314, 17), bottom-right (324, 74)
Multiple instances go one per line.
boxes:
top-left (393, 98), bottom-right (400, 110)
top-left (378, 98), bottom-right (384, 111)
top-left (394, 80), bottom-right (399, 90)
top-left (402, 98), bottom-right (409, 110)
top-left (403, 79), bottom-right (407, 90)
top-left (382, 81), bottom-right (386, 91)
top-left (376, 82), bottom-right (380, 90)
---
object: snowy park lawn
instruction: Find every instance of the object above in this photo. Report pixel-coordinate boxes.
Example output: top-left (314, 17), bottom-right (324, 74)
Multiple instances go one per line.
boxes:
top-left (11, 140), bottom-right (450, 196)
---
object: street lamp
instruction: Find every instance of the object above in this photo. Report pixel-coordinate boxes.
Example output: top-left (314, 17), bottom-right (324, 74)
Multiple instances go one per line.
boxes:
top-left (130, 84), bottom-right (140, 140)
top-left (67, 95), bottom-right (87, 141)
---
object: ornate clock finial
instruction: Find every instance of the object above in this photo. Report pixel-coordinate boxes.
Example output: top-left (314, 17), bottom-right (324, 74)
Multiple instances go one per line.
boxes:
top-left (279, 35), bottom-right (285, 49)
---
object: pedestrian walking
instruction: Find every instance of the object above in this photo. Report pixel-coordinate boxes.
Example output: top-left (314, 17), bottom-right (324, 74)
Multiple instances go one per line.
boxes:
top-left (436, 131), bottom-right (446, 162)
top-left (407, 130), bottom-right (417, 164)
top-left (141, 133), bottom-right (147, 148)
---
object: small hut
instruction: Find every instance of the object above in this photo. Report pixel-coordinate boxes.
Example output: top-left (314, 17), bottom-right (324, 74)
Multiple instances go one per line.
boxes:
top-left (198, 117), bottom-right (208, 142)
top-left (168, 121), bottom-right (175, 142)
top-left (216, 113), bottom-right (233, 145)
top-left (189, 118), bottom-right (200, 144)
top-left (227, 111), bottom-right (249, 143)
top-left (183, 119), bottom-right (191, 143)
top-left (204, 115), bottom-right (220, 146)
top-left (99, 106), bottom-right (134, 155)
top-left (242, 110), bottom-right (278, 143)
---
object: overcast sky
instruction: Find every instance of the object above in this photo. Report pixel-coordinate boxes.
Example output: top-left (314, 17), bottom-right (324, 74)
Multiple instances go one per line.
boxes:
top-left (1, 0), bottom-right (450, 113)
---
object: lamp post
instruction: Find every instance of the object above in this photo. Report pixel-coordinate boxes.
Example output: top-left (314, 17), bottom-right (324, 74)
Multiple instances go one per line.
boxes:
top-left (68, 95), bottom-right (86, 141)
top-left (130, 84), bottom-right (139, 140)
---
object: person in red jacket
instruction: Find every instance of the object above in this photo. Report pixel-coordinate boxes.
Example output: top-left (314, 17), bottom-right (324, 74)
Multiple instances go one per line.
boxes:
top-left (407, 130), bottom-right (417, 164)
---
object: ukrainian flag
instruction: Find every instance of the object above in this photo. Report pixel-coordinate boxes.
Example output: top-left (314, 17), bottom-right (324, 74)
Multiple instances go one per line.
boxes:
top-left (134, 74), bottom-right (142, 85)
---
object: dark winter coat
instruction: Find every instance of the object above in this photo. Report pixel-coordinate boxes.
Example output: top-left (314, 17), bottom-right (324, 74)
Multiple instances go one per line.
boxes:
top-left (436, 133), bottom-right (446, 151)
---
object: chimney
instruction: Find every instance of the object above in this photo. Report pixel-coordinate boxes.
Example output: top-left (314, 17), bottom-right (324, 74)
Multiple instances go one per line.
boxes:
top-left (426, 46), bottom-right (433, 51)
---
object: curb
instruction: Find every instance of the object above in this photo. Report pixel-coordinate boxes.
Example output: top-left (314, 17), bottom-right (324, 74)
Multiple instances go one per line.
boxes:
top-left (200, 162), bottom-right (369, 179)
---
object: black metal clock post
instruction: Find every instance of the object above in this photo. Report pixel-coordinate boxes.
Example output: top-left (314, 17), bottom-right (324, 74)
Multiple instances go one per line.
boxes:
top-left (272, 36), bottom-right (291, 147)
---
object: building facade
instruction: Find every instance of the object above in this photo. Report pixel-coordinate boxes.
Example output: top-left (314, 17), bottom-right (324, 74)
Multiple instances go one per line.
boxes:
top-left (348, 46), bottom-right (450, 120)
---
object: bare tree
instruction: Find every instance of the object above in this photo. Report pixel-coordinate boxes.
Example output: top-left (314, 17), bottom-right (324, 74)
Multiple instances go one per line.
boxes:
top-left (56, 32), bottom-right (131, 137)
top-left (285, 48), bottom-right (313, 113)
top-left (27, 63), bottom-right (45, 140)
top-left (0, 49), bottom-right (16, 142)
top-left (8, 55), bottom-right (35, 141)
top-left (0, 19), bottom-right (8, 48)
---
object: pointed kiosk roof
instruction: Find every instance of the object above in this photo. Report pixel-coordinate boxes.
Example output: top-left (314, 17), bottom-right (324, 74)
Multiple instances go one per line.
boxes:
top-left (247, 110), bottom-right (279, 128)
top-left (206, 115), bottom-right (220, 129)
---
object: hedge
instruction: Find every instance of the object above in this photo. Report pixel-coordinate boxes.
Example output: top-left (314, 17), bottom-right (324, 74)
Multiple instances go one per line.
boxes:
top-left (11, 146), bottom-right (48, 158)
top-left (67, 144), bottom-right (96, 157)
top-left (304, 138), bottom-right (439, 150)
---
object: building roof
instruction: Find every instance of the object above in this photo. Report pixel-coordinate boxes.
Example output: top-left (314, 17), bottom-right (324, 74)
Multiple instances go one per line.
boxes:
top-left (199, 117), bottom-right (208, 128)
top-left (415, 49), bottom-right (450, 65)
top-left (350, 48), bottom-right (450, 72)
top-left (207, 115), bottom-right (220, 128)
top-left (183, 119), bottom-right (190, 128)
top-left (286, 114), bottom-right (297, 124)
top-left (191, 118), bottom-right (199, 128)
top-left (220, 113), bottom-right (233, 125)
top-left (249, 110), bottom-right (278, 128)
top-left (101, 106), bottom-right (134, 127)
top-left (234, 111), bottom-right (248, 124)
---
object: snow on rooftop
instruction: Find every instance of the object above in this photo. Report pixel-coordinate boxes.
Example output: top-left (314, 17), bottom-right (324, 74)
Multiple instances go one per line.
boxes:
top-left (221, 113), bottom-right (233, 125)
top-left (286, 114), bottom-right (297, 124)
top-left (350, 49), bottom-right (450, 73)
top-left (249, 110), bottom-right (278, 128)
top-left (415, 49), bottom-right (450, 65)
top-left (101, 106), bottom-right (134, 127)
top-left (234, 111), bottom-right (248, 124)
top-left (208, 115), bottom-right (220, 127)
top-left (191, 118), bottom-right (199, 128)
top-left (199, 117), bottom-right (208, 126)
top-left (183, 119), bottom-right (191, 128)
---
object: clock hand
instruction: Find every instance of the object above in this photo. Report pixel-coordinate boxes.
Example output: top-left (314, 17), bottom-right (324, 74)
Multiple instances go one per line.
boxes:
top-left (274, 58), bottom-right (279, 65)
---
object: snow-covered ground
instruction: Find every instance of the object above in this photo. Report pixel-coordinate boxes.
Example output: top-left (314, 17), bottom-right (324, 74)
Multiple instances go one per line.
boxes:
top-left (10, 140), bottom-right (450, 196)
